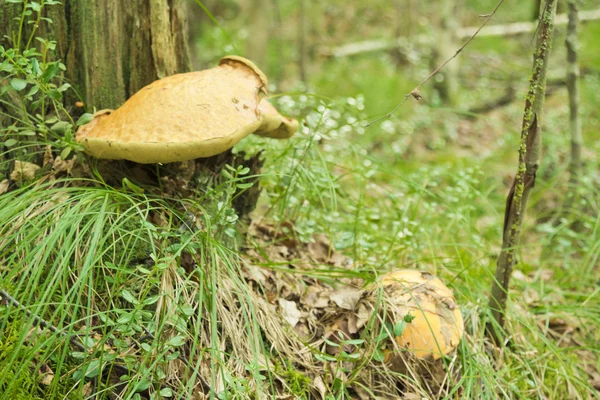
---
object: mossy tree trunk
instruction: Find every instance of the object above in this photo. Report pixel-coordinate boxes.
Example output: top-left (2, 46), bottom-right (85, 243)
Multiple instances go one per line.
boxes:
top-left (1, 1), bottom-right (263, 217)
top-left (1, 0), bottom-right (191, 110)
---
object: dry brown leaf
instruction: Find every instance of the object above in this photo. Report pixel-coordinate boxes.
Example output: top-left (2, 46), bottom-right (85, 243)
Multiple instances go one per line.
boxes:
top-left (523, 287), bottom-right (540, 306)
top-left (52, 155), bottom-right (77, 175)
top-left (82, 382), bottom-right (94, 397)
top-left (39, 363), bottom-right (54, 386)
top-left (10, 160), bottom-right (40, 181)
top-left (512, 269), bottom-right (531, 283)
top-left (330, 288), bottom-right (364, 310)
top-left (347, 303), bottom-right (373, 334)
top-left (278, 298), bottom-right (302, 327)
top-left (533, 269), bottom-right (555, 282)
top-left (313, 376), bottom-right (327, 399)
top-left (303, 286), bottom-right (331, 309)
top-left (0, 179), bottom-right (8, 195)
top-left (43, 145), bottom-right (54, 167)
top-left (307, 235), bottom-right (334, 262)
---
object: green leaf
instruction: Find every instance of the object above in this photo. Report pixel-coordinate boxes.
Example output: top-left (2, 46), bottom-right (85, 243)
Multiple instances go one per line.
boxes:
top-left (393, 320), bottom-right (406, 336)
top-left (159, 388), bottom-right (174, 397)
top-left (29, 1), bottom-right (41, 11)
top-left (180, 305), bottom-right (194, 317)
top-left (122, 178), bottom-right (145, 194)
top-left (76, 113), bottom-right (93, 126)
top-left (85, 360), bottom-right (101, 378)
top-left (50, 121), bottom-right (71, 133)
top-left (143, 295), bottom-right (159, 305)
top-left (116, 313), bottom-right (134, 325)
top-left (10, 78), bottom-right (27, 91)
top-left (121, 290), bottom-right (139, 305)
top-left (40, 62), bottom-right (60, 82)
top-left (60, 147), bottom-right (72, 160)
top-left (165, 335), bottom-right (186, 347)
top-left (57, 83), bottom-right (71, 92)
top-left (137, 266), bottom-right (151, 275)
top-left (0, 61), bottom-right (14, 73)
top-left (3, 139), bottom-right (18, 147)
top-left (134, 380), bottom-right (152, 392)
top-left (47, 88), bottom-right (62, 100)
top-left (372, 349), bottom-right (385, 362)
top-left (26, 85), bottom-right (39, 97)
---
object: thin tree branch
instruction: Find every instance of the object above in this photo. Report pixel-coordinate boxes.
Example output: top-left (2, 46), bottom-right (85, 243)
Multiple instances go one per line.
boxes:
top-left (322, 9), bottom-right (600, 58)
top-left (486, 0), bottom-right (558, 343)
top-left (365, 0), bottom-right (505, 127)
top-left (0, 289), bottom-right (87, 352)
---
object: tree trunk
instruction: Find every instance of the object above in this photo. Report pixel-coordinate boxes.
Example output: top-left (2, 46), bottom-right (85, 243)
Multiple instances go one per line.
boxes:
top-left (1, 1), bottom-right (263, 217)
top-left (246, 0), bottom-right (271, 70)
top-left (431, 0), bottom-right (460, 105)
top-left (1, 0), bottom-right (191, 110)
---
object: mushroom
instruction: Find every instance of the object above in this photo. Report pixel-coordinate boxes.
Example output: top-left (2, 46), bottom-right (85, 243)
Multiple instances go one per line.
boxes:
top-left (76, 56), bottom-right (298, 164)
top-left (374, 269), bottom-right (464, 360)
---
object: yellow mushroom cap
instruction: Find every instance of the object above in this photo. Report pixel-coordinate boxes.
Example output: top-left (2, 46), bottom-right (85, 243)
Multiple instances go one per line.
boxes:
top-left (375, 269), bottom-right (464, 360)
top-left (76, 56), bottom-right (297, 164)
top-left (255, 99), bottom-right (299, 139)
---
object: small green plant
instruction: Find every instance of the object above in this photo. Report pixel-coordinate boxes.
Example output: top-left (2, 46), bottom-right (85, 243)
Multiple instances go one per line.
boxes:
top-left (1, 0), bottom-right (86, 172)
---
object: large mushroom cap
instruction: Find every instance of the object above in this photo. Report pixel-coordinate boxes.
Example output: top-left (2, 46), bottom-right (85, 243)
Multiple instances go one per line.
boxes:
top-left (76, 56), bottom-right (297, 164)
top-left (375, 269), bottom-right (464, 360)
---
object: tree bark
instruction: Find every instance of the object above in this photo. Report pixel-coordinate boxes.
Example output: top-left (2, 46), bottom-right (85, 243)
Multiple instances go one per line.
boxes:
top-left (1, 1), bottom-right (263, 217)
top-left (432, 0), bottom-right (460, 105)
top-left (1, 0), bottom-right (191, 110)
top-left (246, 0), bottom-right (271, 70)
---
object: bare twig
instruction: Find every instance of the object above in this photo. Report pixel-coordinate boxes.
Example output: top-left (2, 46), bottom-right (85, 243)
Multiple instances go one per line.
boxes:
top-left (486, 0), bottom-right (558, 343)
top-left (0, 289), bottom-right (87, 352)
top-left (365, 0), bottom-right (505, 127)
top-left (322, 9), bottom-right (600, 58)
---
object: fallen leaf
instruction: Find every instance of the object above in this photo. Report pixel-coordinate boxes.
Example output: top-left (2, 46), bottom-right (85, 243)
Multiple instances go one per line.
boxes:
top-left (39, 363), bottom-right (54, 385)
top-left (43, 145), bottom-right (54, 167)
top-left (243, 264), bottom-right (270, 285)
top-left (512, 269), bottom-right (531, 283)
top-left (52, 155), bottom-right (77, 175)
top-left (523, 287), bottom-right (540, 306)
top-left (10, 160), bottom-right (40, 181)
top-left (82, 382), bottom-right (93, 397)
top-left (313, 376), bottom-right (326, 399)
top-left (330, 288), bottom-right (364, 310)
top-left (304, 286), bottom-right (331, 308)
top-left (278, 299), bottom-right (302, 327)
top-left (0, 179), bottom-right (7, 195)
top-left (531, 269), bottom-right (555, 282)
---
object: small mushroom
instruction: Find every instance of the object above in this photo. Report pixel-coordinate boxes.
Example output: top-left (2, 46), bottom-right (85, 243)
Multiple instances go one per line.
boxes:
top-left (76, 56), bottom-right (297, 164)
top-left (374, 269), bottom-right (464, 360)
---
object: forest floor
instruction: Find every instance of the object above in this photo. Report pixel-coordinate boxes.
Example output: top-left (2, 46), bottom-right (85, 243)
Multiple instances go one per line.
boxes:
top-left (1, 6), bottom-right (600, 400)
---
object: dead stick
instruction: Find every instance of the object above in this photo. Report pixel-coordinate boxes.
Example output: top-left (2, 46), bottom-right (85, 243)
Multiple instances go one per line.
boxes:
top-left (0, 289), bottom-right (87, 352)
top-left (486, 0), bottom-right (558, 343)
top-left (365, 0), bottom-right (505, 127)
